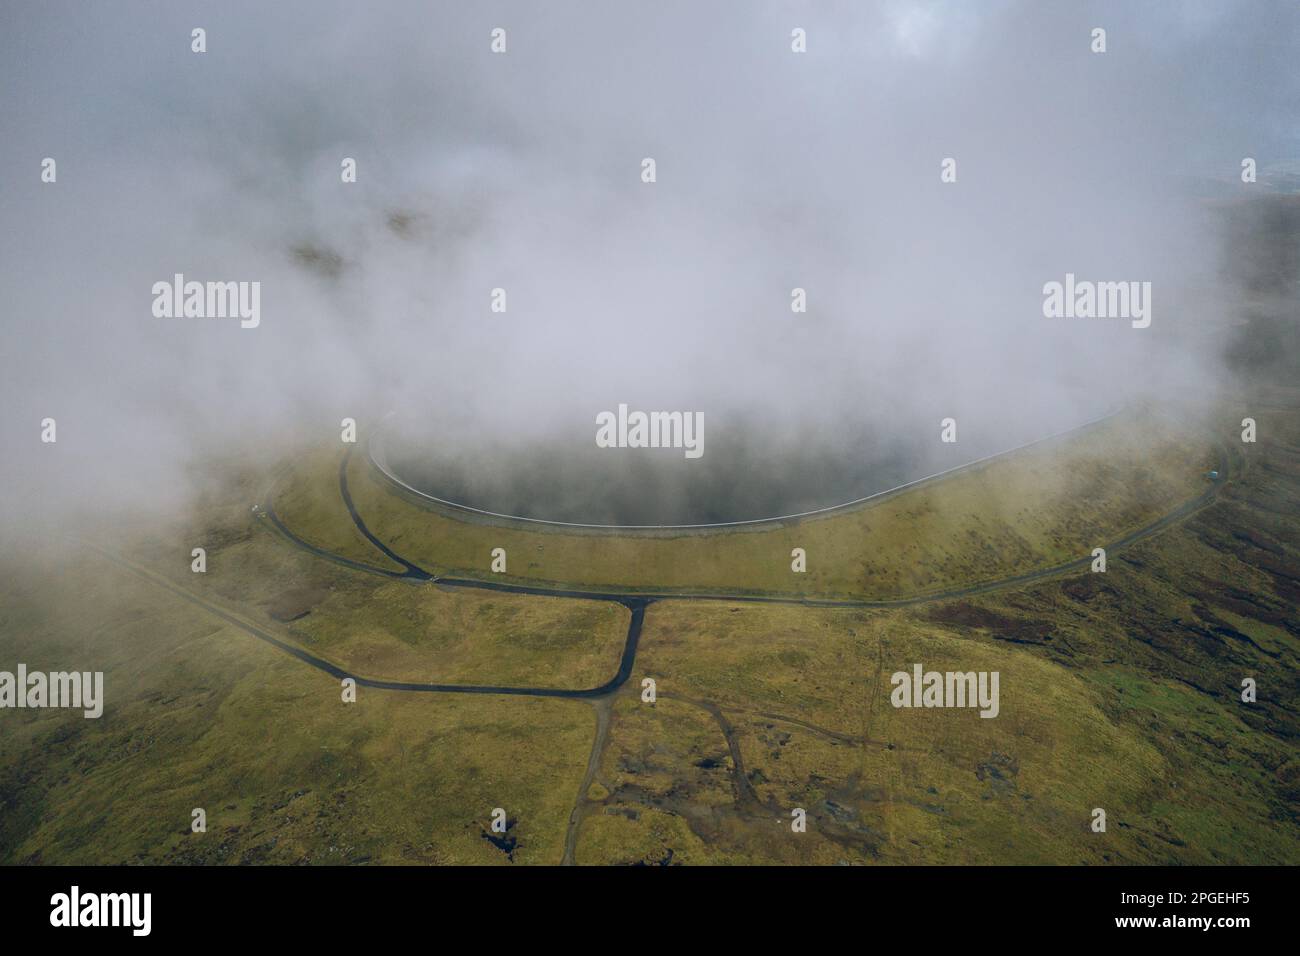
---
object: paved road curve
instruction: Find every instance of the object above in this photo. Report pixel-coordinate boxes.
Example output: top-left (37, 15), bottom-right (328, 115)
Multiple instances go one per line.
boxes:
top-left (97, 433), bottom-right (1232, 703)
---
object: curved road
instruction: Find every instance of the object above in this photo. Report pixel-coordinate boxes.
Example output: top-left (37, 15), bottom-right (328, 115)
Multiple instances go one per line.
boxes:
top-left (101, 434), bottom-right (1233, 704)
top-left (90, 430), bottom-right (1234, 865)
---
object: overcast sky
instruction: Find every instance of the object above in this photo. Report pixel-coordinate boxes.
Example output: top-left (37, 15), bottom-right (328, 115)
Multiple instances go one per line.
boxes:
top-left (3, 1), bottom-right (1298, 530)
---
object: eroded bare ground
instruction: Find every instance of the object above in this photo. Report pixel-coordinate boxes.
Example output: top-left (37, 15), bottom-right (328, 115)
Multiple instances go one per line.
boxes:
top-left (568, 403), bottom-right (1300, 865)
top-left (4, 399), bottom-right (1294, 865)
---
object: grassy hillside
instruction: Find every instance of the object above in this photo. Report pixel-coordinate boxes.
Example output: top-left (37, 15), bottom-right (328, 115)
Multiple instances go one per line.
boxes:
top-left (572, 400), bottom-right (1298, 864)
top-left (0, 553), bottom-right (591, 864)
top-left (0, 398), bottom-right (1294, 865)
top-left (336, 409), bottom-right (1215, 599)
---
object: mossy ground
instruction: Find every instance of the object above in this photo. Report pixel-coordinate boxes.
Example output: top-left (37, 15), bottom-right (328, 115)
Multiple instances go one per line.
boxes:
top-left (344, 409), bottom-right (1214, 599)
top-left (1, 399), bottom-right (1295, 865)
top-left (0, 553), bottom-right (590, 864)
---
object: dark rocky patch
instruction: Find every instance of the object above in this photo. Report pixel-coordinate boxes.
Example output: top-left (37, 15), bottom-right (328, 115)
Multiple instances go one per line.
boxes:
top-left (263, 587), bottom-right (331, 622)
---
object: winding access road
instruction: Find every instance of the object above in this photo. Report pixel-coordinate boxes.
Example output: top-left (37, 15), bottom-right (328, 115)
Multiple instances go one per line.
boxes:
top-left (88, 430), bottom-right (1234, 865)
top-left (98, 434), bottom-right (1232, 703)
